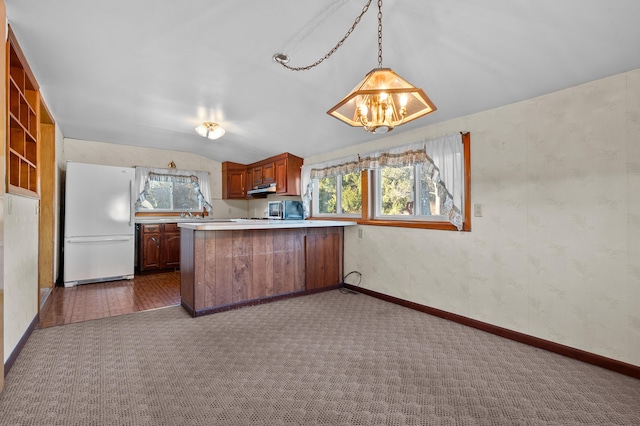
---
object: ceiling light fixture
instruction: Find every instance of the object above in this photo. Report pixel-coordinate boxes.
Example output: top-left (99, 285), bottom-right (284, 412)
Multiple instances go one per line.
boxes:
top-left (195, 122), bottom-right (225, 140)
top-left (274, 0), bottom-right (436, 134)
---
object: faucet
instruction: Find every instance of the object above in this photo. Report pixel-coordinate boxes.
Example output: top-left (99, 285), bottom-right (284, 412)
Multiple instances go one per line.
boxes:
top-left (180, 204), bottom-right (194, 218)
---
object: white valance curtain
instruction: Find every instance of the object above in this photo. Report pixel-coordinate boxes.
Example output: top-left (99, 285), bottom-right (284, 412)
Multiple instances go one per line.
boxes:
top-left (134, 167), bottom-right (213, 212)
top-left (300, 154), bottom-right (360, 219)
top-left (358, 141), bottom-right (430, 169)
top-left (424, 134), bottom-right (464, 229)
top-left (300, 133), bottom-right (465, 229)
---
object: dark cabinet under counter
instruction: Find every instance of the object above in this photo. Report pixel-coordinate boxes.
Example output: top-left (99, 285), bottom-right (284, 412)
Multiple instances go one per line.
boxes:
top-left (138, 222), bottom-right (181, 273)
top-left (179, 223), bottom-right (350, 317)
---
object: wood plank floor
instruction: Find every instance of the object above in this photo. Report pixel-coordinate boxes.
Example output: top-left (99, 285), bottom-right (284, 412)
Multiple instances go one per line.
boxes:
top-left (38, 271), bottom-right (181, 329)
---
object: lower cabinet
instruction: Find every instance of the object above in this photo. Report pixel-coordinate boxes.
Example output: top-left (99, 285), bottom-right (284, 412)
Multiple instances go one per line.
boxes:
top-left (180, 226), bottom-right (344, 316)
top-left (139, 223), bottom-right (181, 272)
top-left (305, 229), bottom-right (343, 290)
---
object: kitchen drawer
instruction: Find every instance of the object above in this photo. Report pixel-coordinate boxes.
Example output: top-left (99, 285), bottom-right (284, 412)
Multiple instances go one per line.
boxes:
top-left (141, 224), bottom-right (161, 234)
top-left (164, 223), bottom-right (180, 233)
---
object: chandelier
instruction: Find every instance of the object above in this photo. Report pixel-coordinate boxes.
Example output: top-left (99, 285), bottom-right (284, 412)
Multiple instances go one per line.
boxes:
top-left (195, 122), bottom-right (225, 140)
top-left (274, 0), bottom-right (436, 134)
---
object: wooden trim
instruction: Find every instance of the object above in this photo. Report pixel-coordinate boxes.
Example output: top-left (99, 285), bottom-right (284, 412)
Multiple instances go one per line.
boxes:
top-left (38, 122), bottom-right (56, 304)
top-left (361, 169), bottom-right (370, 219)
top-left (357, 219), bottom-right (460, 231)
top-left (191, 284), bottom-right (341, 317)
top-left (4, 314), bottom-right (38, 377)
top-left (461, 132), bottom-right (472, 231)
top-left (345, 285), bottom-right (640, 380)
top-left (7, 26), bottom-right (39, 92)
top-left (181, 300), bottom-right (196, 317)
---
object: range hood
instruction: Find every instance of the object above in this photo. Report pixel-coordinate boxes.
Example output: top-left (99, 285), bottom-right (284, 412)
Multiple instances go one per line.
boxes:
top-left (247, 182), bottom-right (277, 196)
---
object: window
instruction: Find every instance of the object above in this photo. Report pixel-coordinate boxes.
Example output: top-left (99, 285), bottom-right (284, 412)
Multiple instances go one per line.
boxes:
top-left (304, 133), bottom-right (470, 231)
top-left (138, 178), bottom-right (202, 212)
top-left (314, 171), bottom-right (362, 217)
top-left (374, 164), bottom-right (446, 220)
top-left (135, 168), bottom-right (212, 214)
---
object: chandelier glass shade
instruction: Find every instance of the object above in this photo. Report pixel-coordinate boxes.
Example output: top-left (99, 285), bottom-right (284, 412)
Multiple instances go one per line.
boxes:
top-left (327, 68), bottom-right (436, 134)
top-left (195, 122), bottom-right (225, 140)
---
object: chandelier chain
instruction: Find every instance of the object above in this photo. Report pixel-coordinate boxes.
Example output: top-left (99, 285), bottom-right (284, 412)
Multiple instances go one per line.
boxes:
top-left (377, 0), bottom-right (383, 67)
top-left (277, 0), bottom-right (374, 71)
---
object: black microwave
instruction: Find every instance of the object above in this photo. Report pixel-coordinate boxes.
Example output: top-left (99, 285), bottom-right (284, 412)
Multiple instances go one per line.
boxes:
top-left (267, 201), bottom-right (304, 220)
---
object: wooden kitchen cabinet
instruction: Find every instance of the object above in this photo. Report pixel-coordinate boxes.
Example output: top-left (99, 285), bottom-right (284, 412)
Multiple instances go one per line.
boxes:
top-left (252, 162), bottom-right (275, 187)
top-left (180, 225), bottom-right (345, 317)
top-left (139, 223), bottom-right (181, 272)
top-left (140, 225), bottom-right (162, 271)
top-left (305, 227), bottom-right (343, 290)
top-left (274, 155), bottom-right (304, 195)
top-left (162, 223), bottom-right (181, 269)
top-left (222, 153), bottom-right (303, 199)
top-left (222, 162), bottom-right (247, 199)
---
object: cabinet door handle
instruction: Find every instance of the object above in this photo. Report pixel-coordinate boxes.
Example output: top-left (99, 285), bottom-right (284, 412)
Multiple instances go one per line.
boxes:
top-left (151, 236), bottom-right (159, 247)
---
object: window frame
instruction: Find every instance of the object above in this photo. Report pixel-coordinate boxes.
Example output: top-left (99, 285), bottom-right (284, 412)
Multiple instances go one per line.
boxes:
top-left (371, 163), bottom-right (449, 222)
top-left (312, 173), bottom-right (363, 219)
top-left (138, 179), bottom-right (203, 213)
top-left (310, 132), bottom-right (471, 231)
top-left (136, 171), bottom-right (207, 215)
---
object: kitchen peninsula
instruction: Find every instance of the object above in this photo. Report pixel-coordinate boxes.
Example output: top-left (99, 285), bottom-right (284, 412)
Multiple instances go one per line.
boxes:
top-left (178, 220), bottom-right (356, 317)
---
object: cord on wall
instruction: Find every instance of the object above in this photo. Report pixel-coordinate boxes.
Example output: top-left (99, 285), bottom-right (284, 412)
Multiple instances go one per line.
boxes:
top-left (340, 271), bottom-right (362, 294)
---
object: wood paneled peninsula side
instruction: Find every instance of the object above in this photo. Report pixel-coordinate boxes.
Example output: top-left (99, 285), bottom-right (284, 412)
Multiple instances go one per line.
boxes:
top-left (178, 220), bottom-right (356, 317)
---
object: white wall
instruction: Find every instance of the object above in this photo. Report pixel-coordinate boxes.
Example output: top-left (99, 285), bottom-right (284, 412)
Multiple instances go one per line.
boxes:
top-left (3, 194), bottom-right (39, 363)
top-left (306, 68), bottom-right (640, 367)
top-left (63, 138), bottom-right (249, 218)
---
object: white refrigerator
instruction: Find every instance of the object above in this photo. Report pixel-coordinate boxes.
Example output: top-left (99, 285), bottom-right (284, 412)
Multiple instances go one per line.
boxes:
top-left (63, 162), bottom-right (135, 287)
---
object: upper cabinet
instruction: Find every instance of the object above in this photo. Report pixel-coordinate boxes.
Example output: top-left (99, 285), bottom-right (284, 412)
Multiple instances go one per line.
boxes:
top-left (6, 28), bottom-right (41, 198)
top-left (222, 162), bottom-right (247, 199)
top-left (273, 154), bottom-right (303, 195)
top-left (222, 153), bottom-right (303, 199)
top-left (252, 162), bottom-right (275, 187)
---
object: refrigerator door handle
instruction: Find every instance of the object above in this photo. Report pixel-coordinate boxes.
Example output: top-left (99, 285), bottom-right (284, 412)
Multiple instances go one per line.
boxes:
top-left (129, 180), bottom-right (134, 227)
top-left (66, 237), bottom-right (133, 243)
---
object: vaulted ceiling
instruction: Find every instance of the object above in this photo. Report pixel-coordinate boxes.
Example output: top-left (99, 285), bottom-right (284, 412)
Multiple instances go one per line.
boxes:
top-left (6, 0), bottom-right (640, 164)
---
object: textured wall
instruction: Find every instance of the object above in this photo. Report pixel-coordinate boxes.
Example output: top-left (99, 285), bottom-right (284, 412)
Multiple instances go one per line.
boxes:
top-left (308, 68), bottom-right (640, 367)
top-left (4, 195), bottom-right (39, 363)
top-left (63, 138), bottom-right (249, 218)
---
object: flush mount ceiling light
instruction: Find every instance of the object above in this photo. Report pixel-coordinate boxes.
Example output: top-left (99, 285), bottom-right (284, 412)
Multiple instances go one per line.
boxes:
top-left (274, 0), bottom-right (436, 134)
top-left (195, 122), bottom-right (225, 140)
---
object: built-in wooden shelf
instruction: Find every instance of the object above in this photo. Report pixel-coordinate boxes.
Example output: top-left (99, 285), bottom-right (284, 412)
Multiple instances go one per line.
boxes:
top-left (6, 27), bottom-right (41, 198)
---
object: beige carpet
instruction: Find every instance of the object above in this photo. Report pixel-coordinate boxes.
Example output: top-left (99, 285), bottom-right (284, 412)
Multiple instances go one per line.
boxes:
top-left (1, 290), bottom-right (639, 425)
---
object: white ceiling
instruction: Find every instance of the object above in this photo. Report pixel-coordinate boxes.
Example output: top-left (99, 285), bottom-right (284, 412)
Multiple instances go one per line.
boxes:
top-left (5, 0), bottom-right (640, 164)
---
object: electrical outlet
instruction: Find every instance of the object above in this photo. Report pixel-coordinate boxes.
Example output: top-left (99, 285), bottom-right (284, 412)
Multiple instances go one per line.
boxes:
top-left (228, 207), bottom-right (232, 214)
top-left (358, 228), bottom-right (363, 238)
top-left (474, 203), bottom-right (483, 217)
top-left (7, 196), bottom-right (12, 214)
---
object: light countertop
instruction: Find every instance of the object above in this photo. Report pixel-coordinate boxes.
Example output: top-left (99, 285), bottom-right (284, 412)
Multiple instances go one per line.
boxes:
top-left (177, 219), bottom-right (357, 231)
top-left (135, 216), bottom-right (231, 224)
